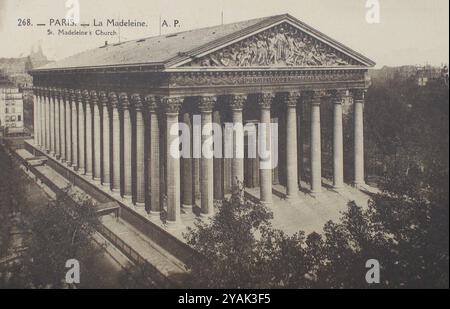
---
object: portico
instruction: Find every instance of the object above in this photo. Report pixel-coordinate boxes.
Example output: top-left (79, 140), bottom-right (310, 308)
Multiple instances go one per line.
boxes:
top-left (29, 14), bottom-right (374, 229)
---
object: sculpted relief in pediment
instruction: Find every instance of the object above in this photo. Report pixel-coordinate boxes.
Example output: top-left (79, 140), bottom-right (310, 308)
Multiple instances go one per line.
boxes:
top-left (183, 23), bottom-right (361, 68)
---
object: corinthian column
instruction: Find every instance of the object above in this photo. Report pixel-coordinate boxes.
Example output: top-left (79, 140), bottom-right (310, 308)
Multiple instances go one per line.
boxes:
top-left (229, 94), bottom-right (247, 193)
top-left (132, 94), bottom-right (145, 207)
top-left (55, 89), bottom-right (61, 159)
top-left (162, 97), bottom-right (182, 226)
top-left (285, 91), bottom-right (300, 200)
top-left (332, 90), bottom-right (345, 189)
top-left (84, 90), bottom-right (93, 177)
top-left (33, 88), bottom-right (39, 146)
top-left (310, 91), bottom-right (322, 194)
top-left (92, 91), bottom-right (102, 182)
top-left (352, 89), bottom-right (366, 186)
top-left (199, 95), bottom-right (216, 217)
top-left (145, 96), bottom-right (160, 216)
top-left (256, 93), bottom-right (274, 206)
top-left (100, 92), bottom-right (111, 188)
top-left (110, 93), bottom-right (121, 193)
top-left (49, 89), bottom-right (55, 156)
top-left (45, 89), bottom-right (50, 152)
top-left (181, 111), bottom-right (193, 209)
top-left (120, 93), bottom-right (132, 201)
top-left (59, 90), bottom-right (66, 162)
top-left (65, 90), bottom-right (72, 166)
top-left (39, 89), bottom-right (46, 149)
top-left (77, 90), bottom-right (85, 174)
top-left (71, 90), bottom-right (78, 169)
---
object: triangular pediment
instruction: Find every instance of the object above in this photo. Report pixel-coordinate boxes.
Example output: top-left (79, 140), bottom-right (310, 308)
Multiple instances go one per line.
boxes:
top-left (174, 18), bottom-right (373, 68)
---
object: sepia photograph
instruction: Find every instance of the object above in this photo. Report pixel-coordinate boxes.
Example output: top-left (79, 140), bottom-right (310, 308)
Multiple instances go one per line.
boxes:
top-left (0, 0), bottom-right (448, 296)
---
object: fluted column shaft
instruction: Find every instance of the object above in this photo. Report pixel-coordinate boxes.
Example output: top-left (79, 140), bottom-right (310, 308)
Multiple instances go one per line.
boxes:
top-left (45, 92), bottom-right (50, 152)
top-left (310, 92), bottom-right (322, 193)
top-left (132, 94), bottom-right (145, 206)
top-left (33, 90), bottom-right (39, 145)
top-left (164, 98), bottom-right (182, 225)
top-left (213, 110), bottom-right (223, 201)
top-left (55, 92), bottom-right (61, 158)
top-left (353, 89), bottom-right (365, 186)
top-left (110, 94), bottom-right (121, 193)
top-left (100, 92), bottom-right (111, 187)
top-left (77, 91), bottom-right (85, 174)
top-left (230, 95), bottom-right (246, 192)
top-left (60, 93), bottom-right (66, 162)
top-left (49, 92), bottom-right (55, 155)
top-left (285, 92), bottom-right (299, 199)
top-left (332, 91), bottom-right (345, 189)
top-left (257, 93), bottom-right (274, 205)
top-left (181, 112), bottom-right (193, 208)
top-left (84, 93), bottom-right (93, 177)
top-left (65, 92), bottom-right (72, 166)
top-left (146, 97), bottom-right (160, 215)
top-left (39, 92), bottom-right (45, 148)
top-left (93, 94), bottom-right (101, 182)
top-left (199, 96), bottom-right (215, 217)
top-left (71, 91), bottom-right (78, 168)
top-left (121, 93), bottom-right (132, 200)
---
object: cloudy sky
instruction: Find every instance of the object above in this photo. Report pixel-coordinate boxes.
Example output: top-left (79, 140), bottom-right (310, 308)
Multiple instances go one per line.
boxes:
top-left (0, 0), bottom-right (448, 67)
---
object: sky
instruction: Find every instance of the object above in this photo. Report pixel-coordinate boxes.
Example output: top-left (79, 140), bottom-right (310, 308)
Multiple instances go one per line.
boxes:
top-left (0, 0), bottom-right (448, 67)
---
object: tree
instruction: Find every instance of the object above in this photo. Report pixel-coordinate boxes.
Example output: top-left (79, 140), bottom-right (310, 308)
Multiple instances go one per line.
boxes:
top-left (1, 188), bottom-right (101, 288)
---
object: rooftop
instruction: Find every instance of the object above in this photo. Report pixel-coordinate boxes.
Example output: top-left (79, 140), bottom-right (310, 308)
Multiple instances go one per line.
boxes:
top-left (33, 14), bottom-right (375, 72)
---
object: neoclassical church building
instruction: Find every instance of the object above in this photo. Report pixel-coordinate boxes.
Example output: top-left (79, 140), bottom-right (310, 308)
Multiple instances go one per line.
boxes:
top-left (29, 14), bottom-right (375, 229)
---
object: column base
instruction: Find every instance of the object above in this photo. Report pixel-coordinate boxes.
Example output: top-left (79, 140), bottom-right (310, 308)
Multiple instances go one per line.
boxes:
top-left (93, 177), bottom-right (101, 183)
top-left (135, 202), bottom-right (145, 208)
top-left (85, 172), bottom-right (93, 177)
top-left (111, 187), bottom-right (120, 193)
top-left (166, 219), bottom-right (183, 230)
top-left (353, 181), bottom-right (366, 189)
top-left (310, 189), bottom-right (322, 196)
top-left (149, 210), bottom-right (161, 218)
top-left (260, 201), bottom-right (272, 207)
top-left (78, 168), bottom-right (86, 175)
top-left (200, 211), bottom-right (214, 218)
top-left (102, 182), bottom-right (111, 189)
top-left (285, 194), bottom-right (297, 202)
top-left (181, 204), bottom-right (193, 210)
top-left (122, 195), bottom-right (132, 203)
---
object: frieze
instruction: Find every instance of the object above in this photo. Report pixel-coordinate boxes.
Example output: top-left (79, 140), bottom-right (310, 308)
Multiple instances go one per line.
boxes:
top-left (183, 22), bottom-right (360, 68)
top-left (169, 70), bottom-right (365, 88)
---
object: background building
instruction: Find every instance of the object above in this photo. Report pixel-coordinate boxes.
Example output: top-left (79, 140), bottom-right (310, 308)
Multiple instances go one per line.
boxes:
top-left (0, 71), bottom-right (24, 135)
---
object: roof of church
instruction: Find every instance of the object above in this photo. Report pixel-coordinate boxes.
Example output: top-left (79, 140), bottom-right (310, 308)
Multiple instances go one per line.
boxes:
top-left (32, 14), bottom-right (375, 72)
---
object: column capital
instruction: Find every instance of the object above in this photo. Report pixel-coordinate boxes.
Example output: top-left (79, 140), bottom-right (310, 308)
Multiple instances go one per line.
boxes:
top-left (228, 94), bottom-right (247, 111)
top-left (109, 92), bottom-right (120, 109)
top-left (329, 89), bottom-right (347, 104)
top-left (256, 92), bottom-right (275, 109)
top-left (55, 88), bottom-right (64, 100)
top-left (131, 93), bottom-right (144, 111)
top-left (350, 88), bottom-right (366, 102)
top-left (90, 90), bottom-right (99, 105)
top-left (198, 95), bottom-right (217, 112)
top-left (69, 89), bottom-right (77, 102)
top-left (283, 91), bottom-right (301, 107)
top-left (98, 91), bottom-right (109, 108)
top-left (161, 97), bottom-right (183, 114)
top-left (48, 87), bottom-right (57, 98)
top-left (309, 90), bottom-right (326, 106)
top-left (75, 89), bottom-right (83, 104)
top-left (144, 95), bottom-right (158, 111)
top-left (119, 92), bottom-right (131, 110)
top-left (82, 89), bottom-right (91, 105)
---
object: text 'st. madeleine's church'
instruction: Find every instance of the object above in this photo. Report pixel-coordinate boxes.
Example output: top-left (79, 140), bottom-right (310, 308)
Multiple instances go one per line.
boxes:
top-left (28, 14), bottom-right (375, 229)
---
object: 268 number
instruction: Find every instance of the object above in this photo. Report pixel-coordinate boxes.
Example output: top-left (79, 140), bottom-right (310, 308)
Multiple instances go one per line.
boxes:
top-left (18, 18), bottom-right (32, 26)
